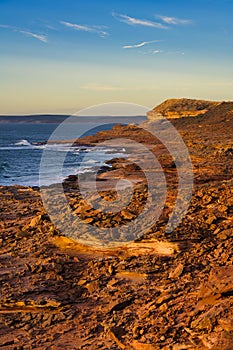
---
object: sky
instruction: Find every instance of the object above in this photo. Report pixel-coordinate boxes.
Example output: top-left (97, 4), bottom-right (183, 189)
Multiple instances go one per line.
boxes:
top-left (0, 0), bottom-right (233, 115)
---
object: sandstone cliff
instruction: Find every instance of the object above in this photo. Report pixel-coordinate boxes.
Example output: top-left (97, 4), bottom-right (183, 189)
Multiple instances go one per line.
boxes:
top-left (147, 98), bottom-right (219, 119)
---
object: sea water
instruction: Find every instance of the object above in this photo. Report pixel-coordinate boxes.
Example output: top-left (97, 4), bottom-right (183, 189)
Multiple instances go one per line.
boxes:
top-left (0, 121), bottom-right (135, 187)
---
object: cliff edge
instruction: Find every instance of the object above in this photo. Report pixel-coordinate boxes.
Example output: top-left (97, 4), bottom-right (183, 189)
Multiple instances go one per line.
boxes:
top-left (147, 98), bottom-right (220, 119)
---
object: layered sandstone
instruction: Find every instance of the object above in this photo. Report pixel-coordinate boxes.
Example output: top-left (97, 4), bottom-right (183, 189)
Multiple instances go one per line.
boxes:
top-left (147, 98), bottom-right (219, 119)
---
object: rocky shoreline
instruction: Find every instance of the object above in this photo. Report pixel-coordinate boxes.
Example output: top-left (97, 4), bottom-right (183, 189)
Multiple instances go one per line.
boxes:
top-left (0, 99), bottom-right (233, 349)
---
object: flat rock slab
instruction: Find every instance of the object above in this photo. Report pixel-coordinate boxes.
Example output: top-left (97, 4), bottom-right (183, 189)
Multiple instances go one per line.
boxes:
top-left (51, 236), bottom-right (179, 258)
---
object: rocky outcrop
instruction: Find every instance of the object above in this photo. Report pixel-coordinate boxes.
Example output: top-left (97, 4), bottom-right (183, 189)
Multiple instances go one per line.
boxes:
top-left (147, 98), bottom-right (219, 119)
top-left (1, 98), bottom-right (233, 349)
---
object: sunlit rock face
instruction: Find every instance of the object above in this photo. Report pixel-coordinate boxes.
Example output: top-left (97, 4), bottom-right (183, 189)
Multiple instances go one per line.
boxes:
top-left (147, 98), bottom-right (219, 119)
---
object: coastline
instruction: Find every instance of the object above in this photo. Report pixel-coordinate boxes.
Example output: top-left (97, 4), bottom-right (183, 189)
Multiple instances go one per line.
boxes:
top-left (1, 100), bottom-right (233, 348)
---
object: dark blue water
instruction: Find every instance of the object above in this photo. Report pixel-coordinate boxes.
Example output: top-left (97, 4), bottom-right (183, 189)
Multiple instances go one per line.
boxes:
top-left (0, 123), bottom-right (127, 186)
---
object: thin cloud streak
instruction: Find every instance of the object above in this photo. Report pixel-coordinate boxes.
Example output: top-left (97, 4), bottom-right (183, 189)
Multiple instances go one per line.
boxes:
top-left (158, 15), bottom-right (192, 25)
top-left (152, 50), bottom-right (163, 54)
top-left (81, 84), bottom-right (123, 91)
top-left (123, 40), bottom-right (160, 49)
top-left (0, 24), bottom-right (48, 42)
top-left (113, 12), bottom-right (167, 29)
top-left (81, 84), bottom-right (157, 92)
top-left (19, 31), bottom-right (48, 42)
top-left (60, 21), bottom-right (109, 37)
top-left (140, 49), bottom-right (163, 55)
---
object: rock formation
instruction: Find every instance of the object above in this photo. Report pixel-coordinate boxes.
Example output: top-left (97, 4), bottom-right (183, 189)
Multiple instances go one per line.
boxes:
top-left (1, 97), bottom-right (233, 349)
top-left (147, 98), bottom-right (219, 119)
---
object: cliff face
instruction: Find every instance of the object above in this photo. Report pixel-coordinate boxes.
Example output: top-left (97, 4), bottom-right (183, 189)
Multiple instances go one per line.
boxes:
top-left (147, 98), bottom-right (219, 119)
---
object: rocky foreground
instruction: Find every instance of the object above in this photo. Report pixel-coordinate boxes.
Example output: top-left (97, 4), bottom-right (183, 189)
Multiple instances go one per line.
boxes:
top-left (0, 99), bottom-right (233, 349)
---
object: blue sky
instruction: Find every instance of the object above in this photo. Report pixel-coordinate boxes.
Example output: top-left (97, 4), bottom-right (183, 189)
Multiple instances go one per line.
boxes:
top-left (0, 0), bottom-right (233, 114)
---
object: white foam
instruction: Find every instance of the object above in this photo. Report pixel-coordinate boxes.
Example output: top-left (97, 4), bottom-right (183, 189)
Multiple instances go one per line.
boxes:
top-left (15, 139), bottom-right (32, 147)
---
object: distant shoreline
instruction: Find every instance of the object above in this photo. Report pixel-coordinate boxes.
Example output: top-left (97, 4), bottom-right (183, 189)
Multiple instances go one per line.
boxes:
top-left (0, 115), bottom-right (147, 124)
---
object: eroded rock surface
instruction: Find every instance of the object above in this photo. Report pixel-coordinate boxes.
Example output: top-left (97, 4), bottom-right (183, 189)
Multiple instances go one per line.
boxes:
top-left (1, 98), bottom-right (233, 349)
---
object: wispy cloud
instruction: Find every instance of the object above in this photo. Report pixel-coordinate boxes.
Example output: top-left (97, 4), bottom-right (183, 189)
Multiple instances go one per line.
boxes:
top-left (152, 50), bottom-right (163, 54)
top-left (60, 21), bottom-right (109, 38)
top-left (81, 84), bottom-right (123, 91)
top-left (29, 19), bottom-right (58, 32)
top-left (0, 24), bottom-right (48, 42)
top-left (19, 30), bottom-right (48, 42)
top-left (112, 12), bottom-right (167, 29)
top-left (123, 40), bottom-right (160, 49)
top-left (140, 49), bottom-right (163, 55)
top-left (141, 49), bottom-right (185, 56)
top-left (157, 15), bottom-right (192, 25)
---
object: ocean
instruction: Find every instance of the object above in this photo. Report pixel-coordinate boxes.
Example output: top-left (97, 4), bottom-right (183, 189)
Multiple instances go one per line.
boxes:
top-left (0, 117), bottom-right (146, 187)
